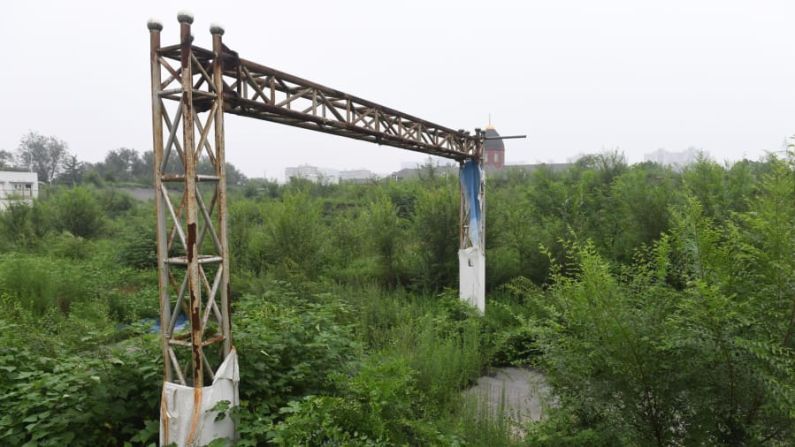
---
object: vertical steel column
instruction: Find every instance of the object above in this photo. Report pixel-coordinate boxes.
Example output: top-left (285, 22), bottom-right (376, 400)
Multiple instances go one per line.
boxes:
top-left (178, 12), bottom-right (204, 387)
top-left (148, 19), bottom-right (172, 383)
top-left (211, 24), bottom-right (233, 357)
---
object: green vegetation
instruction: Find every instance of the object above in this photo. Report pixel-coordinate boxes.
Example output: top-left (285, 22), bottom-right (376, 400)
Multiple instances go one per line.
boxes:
top-left (1, 152), bottom-right (794, 445)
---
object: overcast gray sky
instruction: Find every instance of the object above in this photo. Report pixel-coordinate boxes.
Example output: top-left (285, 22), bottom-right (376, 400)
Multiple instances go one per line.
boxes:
top-left (2, 1), bottom-right (794, 180)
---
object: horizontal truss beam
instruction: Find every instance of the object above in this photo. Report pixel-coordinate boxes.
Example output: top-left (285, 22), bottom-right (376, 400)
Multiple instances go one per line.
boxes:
top-left (158, 45), bottom-right (482, 161)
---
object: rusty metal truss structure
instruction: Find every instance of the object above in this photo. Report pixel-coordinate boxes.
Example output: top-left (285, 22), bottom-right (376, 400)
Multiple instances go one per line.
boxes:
top-left (148, 14), bottom-right (484, 387)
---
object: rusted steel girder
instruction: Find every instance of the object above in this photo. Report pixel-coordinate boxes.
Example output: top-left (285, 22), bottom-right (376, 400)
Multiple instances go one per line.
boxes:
top-left (156, 47), bottom-right (482, 161)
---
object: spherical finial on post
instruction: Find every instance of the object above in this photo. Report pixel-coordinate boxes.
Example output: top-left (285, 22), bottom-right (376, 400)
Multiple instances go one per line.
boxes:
top-left (210, 23), bottom-right (225, 35)
top-left (147, 19), bottom-right (163, 31)
top-left (177, 10), bottom-right (194, 24)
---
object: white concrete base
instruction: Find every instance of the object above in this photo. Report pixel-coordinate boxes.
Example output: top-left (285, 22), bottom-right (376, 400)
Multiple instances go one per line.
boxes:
top-left (160, 350), bottom-right (239, 447)
top-left (459, 247), bottom-right (485, 313)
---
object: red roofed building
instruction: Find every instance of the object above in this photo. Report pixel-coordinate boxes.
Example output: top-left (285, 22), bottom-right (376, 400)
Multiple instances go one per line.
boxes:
top-left (483, 123), bottom-right (505, 169)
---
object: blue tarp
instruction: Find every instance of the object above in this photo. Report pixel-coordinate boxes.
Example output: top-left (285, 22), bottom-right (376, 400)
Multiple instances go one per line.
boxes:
top-left (147, 313), bottom-right (188, 334)
top-left (460, 160), bottom-right (482, 247)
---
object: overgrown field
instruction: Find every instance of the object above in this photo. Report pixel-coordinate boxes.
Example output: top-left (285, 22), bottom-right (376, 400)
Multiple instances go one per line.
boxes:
top-left (1, 154), bottom-right (794, 446)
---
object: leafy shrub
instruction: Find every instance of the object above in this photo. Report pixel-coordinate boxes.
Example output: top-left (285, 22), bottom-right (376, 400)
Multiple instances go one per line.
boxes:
top-left (233, 284), bottom-right (360, 444)
top-left (51, 187), bottom-right (105, 238)
top-left (265, 191), bottom-right (328, 277)
top-left (367, 195), bottom-right (404, 287)
top-left (117, 223), bottom-right (156, 269)
top-left (0, 255), bottom-right (94, 315)
top-left (383, 294), bottom-right (485, 409)
top-left (98, 188), bottom-right (136, 217)
top-left (0, 202), bottom-right (37, 248)
top-left (411, 185), bottom-right (459, 290)
top-left (271, 357), bottom-right (453, 446)
top-left (527, 228), bottom-right (795, 445)
top-left (107, 284), bottom-right (159, 322)
top-left (0, 200), bottom-right (51, 248)
top-left (0, 315), bottom-right (161, 446)
top-left (45, 231), bottom-right (95, 260)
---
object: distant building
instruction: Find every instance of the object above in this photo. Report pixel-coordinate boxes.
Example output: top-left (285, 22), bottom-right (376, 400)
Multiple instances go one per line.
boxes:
top-left (483, 120), bottom-right (505, 170)
top-left (285, 164), bottom-right (376, 184)
top-left (285, 165), bottom-right (336, 184)
top-left (389, 165), bottom-right (458, 181)
top-left (0, 171), bottom-right (38, 210)
top-left (644, 148), bottom-right (703, 170)
top-left (483, 124), bottom-right (505, 169)
top-left (339, 169), bottom-right (376, 183)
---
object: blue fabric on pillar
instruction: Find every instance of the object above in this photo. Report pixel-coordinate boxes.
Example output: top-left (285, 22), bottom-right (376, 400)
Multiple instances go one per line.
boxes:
top-left (460, 160), bottom-right (482, 247)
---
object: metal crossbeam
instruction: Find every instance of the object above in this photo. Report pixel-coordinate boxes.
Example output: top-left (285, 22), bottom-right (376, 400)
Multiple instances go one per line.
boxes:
top-left (156, 45), bottom-right (481, 161)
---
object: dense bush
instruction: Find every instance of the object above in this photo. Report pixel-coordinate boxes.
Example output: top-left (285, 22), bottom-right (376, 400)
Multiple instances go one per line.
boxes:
top-left (0, 312), bottom-right (161, 446)
top-left (0, 255), bottom-right (97, 315)
top-left (0, 152), bottom-right (793, 445)
top-left (271, 357), bottom-right (451, 446)
top-left (366, 194), bottom-right (404, 286)
top-left (524, 166), bottom-right (795, 445)
top-left (0, 201), bottom-right (49, 249)
top-left (117, 222), bottom-right (156, 269)
top-left (411, 185), bottom-right (459, 289)
top-left (233, 283), bottom-right (361, 444)
top-left (51, 187), bottom-right (105, 238)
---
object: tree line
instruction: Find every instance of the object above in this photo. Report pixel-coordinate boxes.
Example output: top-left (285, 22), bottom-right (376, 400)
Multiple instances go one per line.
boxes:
top-left (1, 131), bottom-right (246, 186)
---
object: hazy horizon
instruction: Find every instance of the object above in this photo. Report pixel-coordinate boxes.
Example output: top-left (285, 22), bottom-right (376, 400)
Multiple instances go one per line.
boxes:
top-left (2, 1), bottom-right (794, 181)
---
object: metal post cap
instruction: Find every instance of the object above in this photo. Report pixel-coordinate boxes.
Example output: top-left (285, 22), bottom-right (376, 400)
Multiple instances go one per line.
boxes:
top-left (210, 23), bottom-right (225, 35)
top-left (177, 11), bottom-right (194, 24)
top-left (147, 19), bottom-right (163, 31)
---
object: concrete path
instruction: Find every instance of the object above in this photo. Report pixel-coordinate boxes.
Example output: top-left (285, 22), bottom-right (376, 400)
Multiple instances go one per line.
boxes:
top-left (464, 367), bottom-right (553, 424)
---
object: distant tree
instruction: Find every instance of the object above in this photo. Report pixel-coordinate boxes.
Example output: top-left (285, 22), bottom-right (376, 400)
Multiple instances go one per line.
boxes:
top-left (60, 155), bottom-right (85, 186)
top-left (417, 157), bottom-right (440, 184)
top-left (16, 132), bottom-right (68, 183)
top-left (224, 162), bottom-right (247, 186)
top-left (197, 158), bottom-right (247, 185)
top-left (100, 148), bottom-right (143, 182)
top-left (0, 150), bottom-right (15, 169)
top-left (139, 150), bottom-right (155, 184)
top-left (574, 150), bottom-right (627, 183)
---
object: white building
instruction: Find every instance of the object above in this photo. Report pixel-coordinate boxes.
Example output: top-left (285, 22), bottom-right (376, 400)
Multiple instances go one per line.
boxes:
top-left (285, 164), bottom-right (376, 184)
top-left (285, 165), bottom-right (336, 183)
top-left (644, 148), bottom-right (704, 170)
top-left (339, 169), bottom-right (376, 183)
top-left (0, 171), bottom-right (38, 210)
